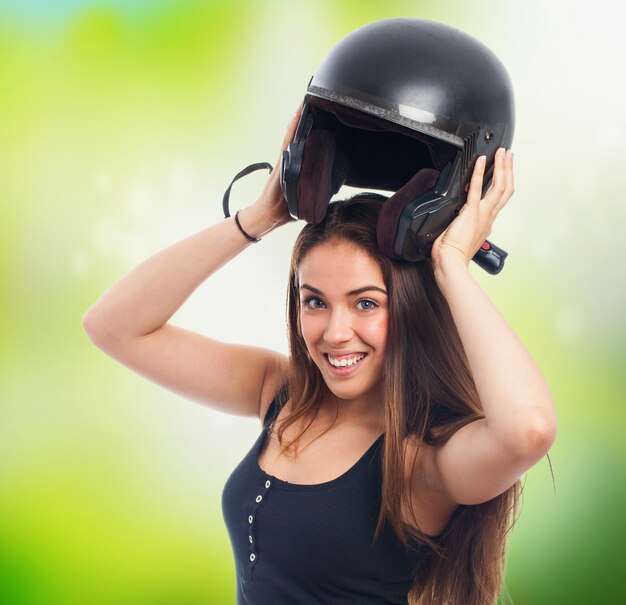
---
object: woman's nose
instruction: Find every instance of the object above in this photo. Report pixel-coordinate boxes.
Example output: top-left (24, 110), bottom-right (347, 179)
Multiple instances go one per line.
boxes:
top-left (324, 308), bottom-right (354, 345)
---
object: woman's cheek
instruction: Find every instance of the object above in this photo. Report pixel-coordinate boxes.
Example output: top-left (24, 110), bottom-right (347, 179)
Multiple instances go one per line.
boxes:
top-left (300, 315), bottom-right (323, 349)
top-left (362, 314), bottom-right (388, 348)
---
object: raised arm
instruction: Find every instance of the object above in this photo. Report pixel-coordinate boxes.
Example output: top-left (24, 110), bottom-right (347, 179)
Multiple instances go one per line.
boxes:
top-left (83, 108), bottom-right (301, 419)
top-left (425, 148), bottom-right (557, 506)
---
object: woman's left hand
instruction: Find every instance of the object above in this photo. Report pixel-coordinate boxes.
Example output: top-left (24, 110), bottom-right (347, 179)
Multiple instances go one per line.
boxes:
top-left (431, 147), bottom-right (514, 271)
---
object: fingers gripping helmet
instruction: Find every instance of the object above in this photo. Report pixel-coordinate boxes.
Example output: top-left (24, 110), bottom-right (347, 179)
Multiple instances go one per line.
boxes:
top-left (280, 18), bottom-right (515, 273)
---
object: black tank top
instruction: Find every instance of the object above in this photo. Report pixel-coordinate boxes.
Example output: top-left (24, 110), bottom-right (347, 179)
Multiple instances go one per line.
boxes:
top-left (221, 394), bottom-right (426, 604)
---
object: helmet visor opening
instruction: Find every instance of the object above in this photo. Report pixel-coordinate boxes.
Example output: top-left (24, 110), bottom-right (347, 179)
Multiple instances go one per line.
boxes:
top-left (307, 95), bottom-right (457, 193)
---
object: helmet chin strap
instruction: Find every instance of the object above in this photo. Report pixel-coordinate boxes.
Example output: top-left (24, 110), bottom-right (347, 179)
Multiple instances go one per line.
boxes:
top-left (222, 162), bottom-right (273, 219)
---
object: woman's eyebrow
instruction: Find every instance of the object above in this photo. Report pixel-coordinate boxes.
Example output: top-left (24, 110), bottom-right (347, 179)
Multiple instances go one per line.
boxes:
top-left (348, 286), bottom-right (388, 296)
top-left (299, 284), bottom-right (388, 296)
top-left (299, 284), bottom-right (323, 295)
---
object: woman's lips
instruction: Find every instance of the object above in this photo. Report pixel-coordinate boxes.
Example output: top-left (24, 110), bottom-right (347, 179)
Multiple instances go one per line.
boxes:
top-left (323, 353), bottom-right (368, 376)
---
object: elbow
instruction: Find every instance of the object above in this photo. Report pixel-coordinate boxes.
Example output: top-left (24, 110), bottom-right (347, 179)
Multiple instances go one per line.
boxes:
top-left (83, 309), bottom-right (101, 347)
top-left (517, 405), bottom-right (558, 459)
top-left (82, 307), bottom-right (113, 348)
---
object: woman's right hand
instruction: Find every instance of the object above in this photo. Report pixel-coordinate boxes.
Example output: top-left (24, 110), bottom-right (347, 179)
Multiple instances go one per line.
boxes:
top-left (244, 104), bottom-right (303, 233)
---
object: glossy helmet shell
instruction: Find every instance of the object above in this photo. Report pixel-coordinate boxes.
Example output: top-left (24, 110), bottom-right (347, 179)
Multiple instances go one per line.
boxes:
top-left (281, 17), bottom-right (514, 261)
top-left (309, 17), bottom-right (514, 152)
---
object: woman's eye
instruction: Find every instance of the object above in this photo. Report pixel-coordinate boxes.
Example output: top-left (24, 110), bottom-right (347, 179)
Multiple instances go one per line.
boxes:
top-left (302, 296), bottom-right (325, 309)
top-left (356, 299), bottom-right (378, 311)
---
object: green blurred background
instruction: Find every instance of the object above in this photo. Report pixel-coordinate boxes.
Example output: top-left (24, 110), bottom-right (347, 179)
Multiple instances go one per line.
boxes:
top-left (1, 0), bottom-right (624, 603)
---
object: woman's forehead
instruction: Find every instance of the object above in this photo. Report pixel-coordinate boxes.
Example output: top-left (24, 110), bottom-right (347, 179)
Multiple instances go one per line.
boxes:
top-left (298, 241), bottom-right (385, 290)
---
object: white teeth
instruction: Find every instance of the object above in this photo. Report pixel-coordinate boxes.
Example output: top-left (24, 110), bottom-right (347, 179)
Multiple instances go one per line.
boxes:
top-left (327, 354), bottom-right (366, 368)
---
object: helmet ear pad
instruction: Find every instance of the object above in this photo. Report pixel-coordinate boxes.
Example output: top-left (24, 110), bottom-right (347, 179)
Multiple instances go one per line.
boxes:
top-left (376, 167), bottom-right (440, 258)
top-left (296, 108), bottom-right (350, 224)
top-left (297, 127), bottom-right (337, 223)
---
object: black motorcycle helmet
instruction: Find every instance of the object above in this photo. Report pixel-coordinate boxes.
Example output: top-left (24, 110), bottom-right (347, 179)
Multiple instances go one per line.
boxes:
top-left (280, 17), bottom-right (515, 273)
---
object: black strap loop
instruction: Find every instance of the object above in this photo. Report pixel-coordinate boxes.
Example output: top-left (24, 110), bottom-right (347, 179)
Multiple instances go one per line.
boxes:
top-left (222, 162), bottom-right (273, 218)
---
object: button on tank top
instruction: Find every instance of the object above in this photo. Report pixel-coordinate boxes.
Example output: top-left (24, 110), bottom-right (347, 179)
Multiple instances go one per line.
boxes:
top-left (221, 393), bottom-right (426, 604)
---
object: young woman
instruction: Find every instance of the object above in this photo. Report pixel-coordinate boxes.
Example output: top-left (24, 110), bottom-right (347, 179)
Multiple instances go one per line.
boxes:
top-left (83, 109), bottom-right (556, 605)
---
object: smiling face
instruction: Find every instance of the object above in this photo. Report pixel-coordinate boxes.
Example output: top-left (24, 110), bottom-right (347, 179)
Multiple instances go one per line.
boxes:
top-left (297, 239), bottom-right (389, 405)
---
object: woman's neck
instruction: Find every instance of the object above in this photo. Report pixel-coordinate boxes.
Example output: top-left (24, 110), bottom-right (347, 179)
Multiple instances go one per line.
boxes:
top-left (316, 390), bottom-right (385, 433)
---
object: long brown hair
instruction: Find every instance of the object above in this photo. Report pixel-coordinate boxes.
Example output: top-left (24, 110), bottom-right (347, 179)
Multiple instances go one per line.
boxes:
top-left (275, 193), bottom-right (522, 605)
